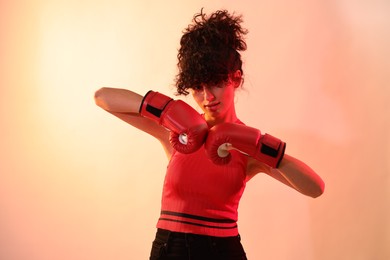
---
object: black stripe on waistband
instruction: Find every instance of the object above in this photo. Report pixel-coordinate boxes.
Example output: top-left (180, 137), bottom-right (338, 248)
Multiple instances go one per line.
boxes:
top-left (159, 217), bottom-right (238, 229)
top-left (160, 210), bottom-right (236, 224)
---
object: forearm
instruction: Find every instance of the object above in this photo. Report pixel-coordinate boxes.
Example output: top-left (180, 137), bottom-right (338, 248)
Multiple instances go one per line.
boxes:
top-left (94, 87), bottom-right (143, 113)
top-left (274, 154), bottom-right (325, 198)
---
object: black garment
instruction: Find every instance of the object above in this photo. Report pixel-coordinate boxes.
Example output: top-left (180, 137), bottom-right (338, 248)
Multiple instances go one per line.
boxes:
top-left (149, 229), bottom-right (247, 260)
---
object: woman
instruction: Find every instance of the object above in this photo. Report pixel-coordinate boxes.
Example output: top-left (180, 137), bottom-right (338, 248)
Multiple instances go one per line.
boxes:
top-left (94, 9), bottom-right (324, 260)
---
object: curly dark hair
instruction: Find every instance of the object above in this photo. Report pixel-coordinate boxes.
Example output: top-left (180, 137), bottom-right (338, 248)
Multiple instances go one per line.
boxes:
top-left (175, 9), bottom-right (248, 95)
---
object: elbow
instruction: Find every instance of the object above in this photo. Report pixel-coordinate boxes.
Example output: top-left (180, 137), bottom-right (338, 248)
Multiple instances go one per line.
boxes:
top-left (310, 189), bottom-right (324, 199)
top-left (294, 178), bottom-right (325, 198)
top-left (308, 180), bottom-right (325, 198)
top-left (94, 87), bottom-right (109, 110)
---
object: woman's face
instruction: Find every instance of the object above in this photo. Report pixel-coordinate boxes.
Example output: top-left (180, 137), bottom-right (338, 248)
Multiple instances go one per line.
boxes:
top-left (191, 71), bottom-right (241, 125)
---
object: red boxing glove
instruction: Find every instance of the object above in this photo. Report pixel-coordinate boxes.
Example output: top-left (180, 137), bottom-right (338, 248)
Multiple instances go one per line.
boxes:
top-left (204, 123), bottom-right (286, 168)
top-left (139, 91), bottom-right (208, 154)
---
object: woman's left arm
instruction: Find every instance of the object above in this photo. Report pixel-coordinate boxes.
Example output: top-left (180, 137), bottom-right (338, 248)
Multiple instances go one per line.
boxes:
top-left (247, 154), bottom-right (325, 198)
top-left (205, 122), bottom-right (325, 198)
top-left (274, 154), bottom-right (325, 198)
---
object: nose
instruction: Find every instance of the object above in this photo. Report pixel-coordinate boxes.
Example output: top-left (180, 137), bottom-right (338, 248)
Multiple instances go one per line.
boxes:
top-left (203, 86), bottom-right (215, 101)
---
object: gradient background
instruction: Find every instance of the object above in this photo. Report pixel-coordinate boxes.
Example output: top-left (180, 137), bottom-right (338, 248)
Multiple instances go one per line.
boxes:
top-left (1, 0), bottom-right (389, 259)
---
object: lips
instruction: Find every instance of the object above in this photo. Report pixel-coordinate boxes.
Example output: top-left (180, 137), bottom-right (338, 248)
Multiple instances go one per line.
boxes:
top-left (205, 102), bottom-right (220, 111)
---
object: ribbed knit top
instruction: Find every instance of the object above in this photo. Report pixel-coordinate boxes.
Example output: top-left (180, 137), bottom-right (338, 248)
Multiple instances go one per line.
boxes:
top-left (156, 128), bottom-right (248, 237)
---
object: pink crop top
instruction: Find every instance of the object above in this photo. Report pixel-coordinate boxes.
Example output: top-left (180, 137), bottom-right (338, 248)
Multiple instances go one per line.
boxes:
top-left (156, 132), bottom-right (248, 237)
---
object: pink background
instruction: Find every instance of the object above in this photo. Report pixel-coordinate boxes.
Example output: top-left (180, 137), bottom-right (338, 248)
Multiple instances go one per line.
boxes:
top-left (1, 1), bottom-right (389, 259)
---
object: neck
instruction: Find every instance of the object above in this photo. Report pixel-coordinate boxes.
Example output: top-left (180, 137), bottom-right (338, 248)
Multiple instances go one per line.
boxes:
top-left (205, 112), bottom-right (239, 127)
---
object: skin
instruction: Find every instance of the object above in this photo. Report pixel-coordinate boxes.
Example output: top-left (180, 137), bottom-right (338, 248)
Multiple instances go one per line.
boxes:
top-left (94, 72), bottom-right (325, 198)
top-left (191, 71), bottom-right (241, 127)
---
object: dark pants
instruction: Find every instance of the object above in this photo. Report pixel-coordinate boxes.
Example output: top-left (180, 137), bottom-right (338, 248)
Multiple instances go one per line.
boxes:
top-left (149, 229), bottom-right (247, 260)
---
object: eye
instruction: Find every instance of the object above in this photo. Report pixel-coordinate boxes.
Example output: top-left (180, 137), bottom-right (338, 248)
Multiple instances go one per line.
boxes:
top-left (216, 81), bottom-right (226, 88)
top-left (192, 85), bottom-right (203, 93)
top-left (209, 81), bottom-right (224, 89)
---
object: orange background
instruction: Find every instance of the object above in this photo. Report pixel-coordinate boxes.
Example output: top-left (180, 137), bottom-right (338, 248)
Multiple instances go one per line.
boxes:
top-left (1, 1), bottom-right (389, 259)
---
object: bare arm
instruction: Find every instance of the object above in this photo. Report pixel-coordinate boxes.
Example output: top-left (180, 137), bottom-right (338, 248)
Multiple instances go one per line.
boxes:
top-left (94, 87), bottom-right (144, 113)
top-left (247, 154), bottom-right (325, 198)
top-left (94, 87), bottom-right (173, 158)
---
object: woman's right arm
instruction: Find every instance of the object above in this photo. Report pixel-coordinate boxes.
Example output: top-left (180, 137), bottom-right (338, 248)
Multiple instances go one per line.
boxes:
top-left (94, 87), bottom-right (144, 113)
top-left (94, 87), bottom-right (173, 158)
